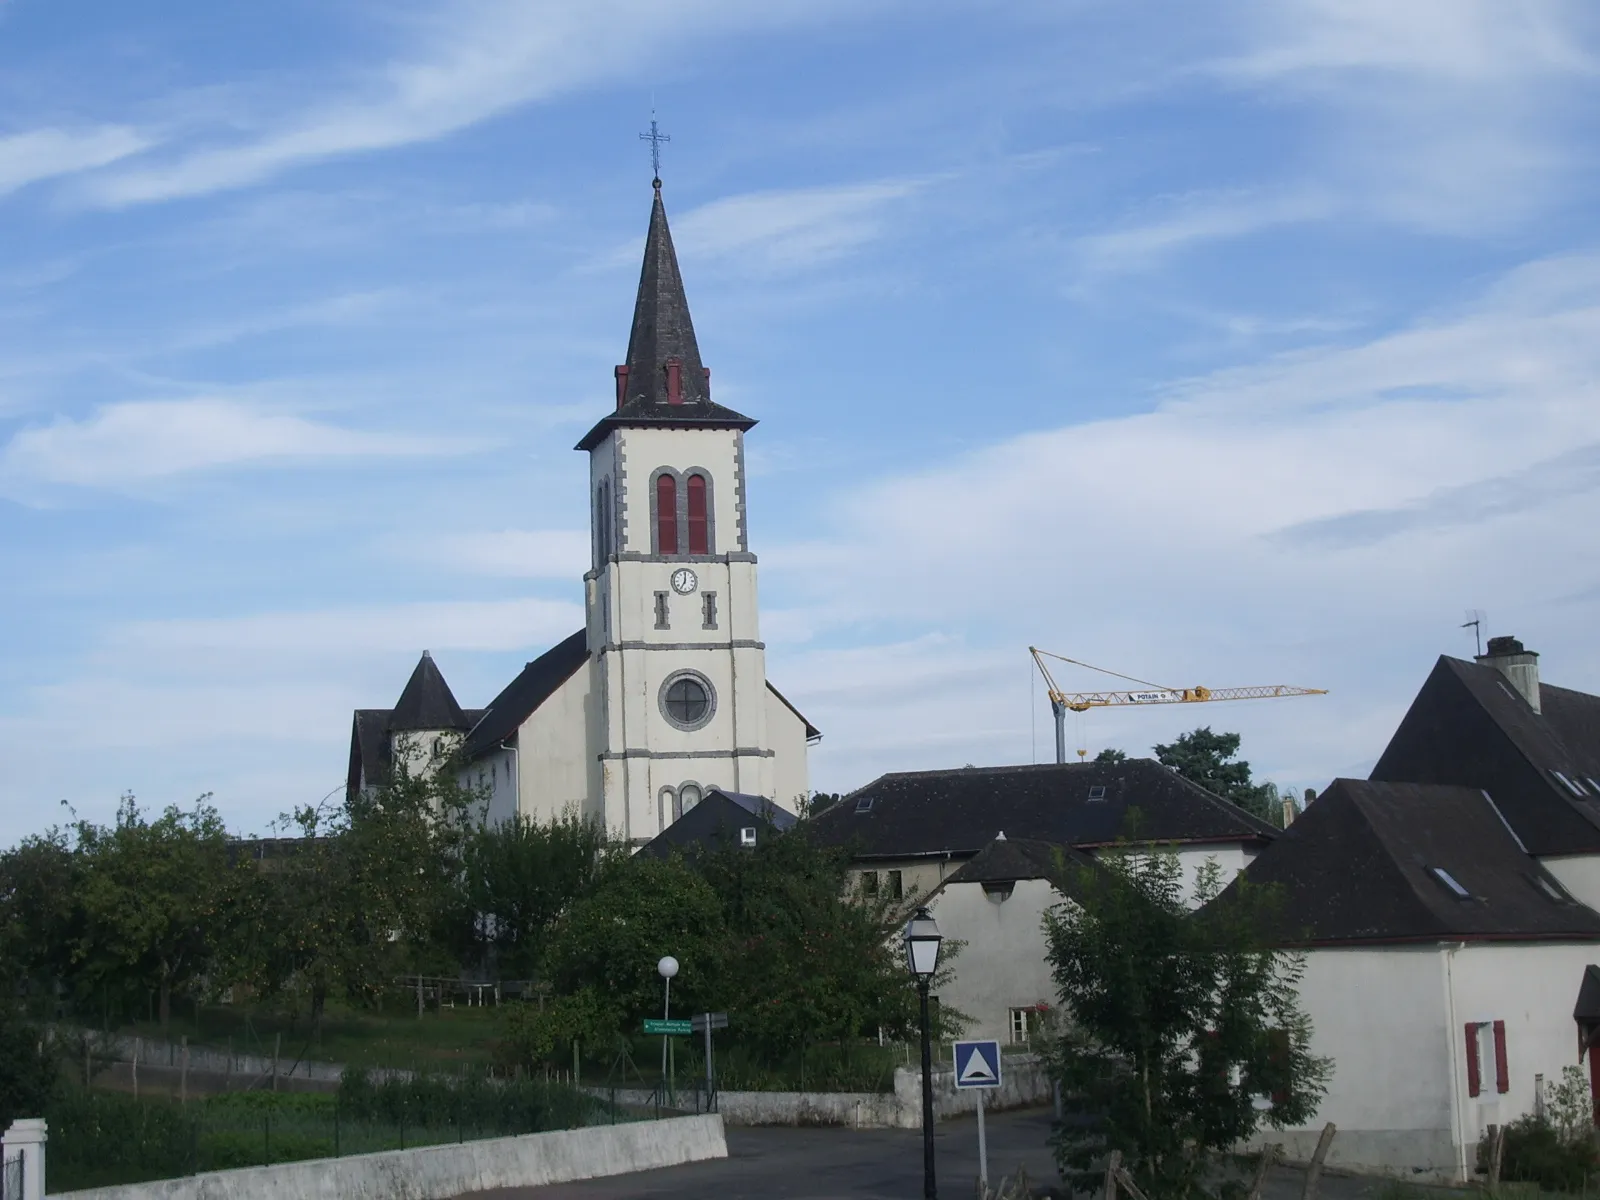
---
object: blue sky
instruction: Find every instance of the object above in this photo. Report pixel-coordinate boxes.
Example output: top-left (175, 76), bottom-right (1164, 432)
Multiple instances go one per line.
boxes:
top-left (3, 0), bottom-right (1599, 842)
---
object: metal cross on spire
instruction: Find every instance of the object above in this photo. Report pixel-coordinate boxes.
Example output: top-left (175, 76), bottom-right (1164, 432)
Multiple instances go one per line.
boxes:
top-left (639, 113), bottom-right (670, 187)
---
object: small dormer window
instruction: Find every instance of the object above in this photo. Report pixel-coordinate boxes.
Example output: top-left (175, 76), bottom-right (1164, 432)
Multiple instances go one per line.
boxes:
top-left (855, 796), bottom-right (875, 814)
top-left (1087, 786), bottom-right (1107, 801)
top-left (740, 827), bottom-right (757, 847)
top-left (983, 881), bottom-right (1015, 904)
top-left (1431, 867), bottom-right (1471, 899)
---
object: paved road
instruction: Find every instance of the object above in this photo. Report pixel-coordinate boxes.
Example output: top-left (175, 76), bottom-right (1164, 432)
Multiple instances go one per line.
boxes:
top-left (468, 1109), bottom-right (1398, 1200)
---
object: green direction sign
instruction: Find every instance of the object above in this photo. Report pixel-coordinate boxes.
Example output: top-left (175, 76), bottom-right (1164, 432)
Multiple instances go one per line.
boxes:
top-left (643, 1019), bottom-right (693, 1036)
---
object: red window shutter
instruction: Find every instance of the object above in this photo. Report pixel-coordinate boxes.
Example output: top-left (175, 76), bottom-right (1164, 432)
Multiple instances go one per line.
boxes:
top-left (686, 474), bottom-right (708, 555)
top-left (1465, 1023), bottom-right (1481, 1097)
top-left (1493, 1020), bottom-right (1509, 1094)
top-left (656, 475), bottom-right (678, 554)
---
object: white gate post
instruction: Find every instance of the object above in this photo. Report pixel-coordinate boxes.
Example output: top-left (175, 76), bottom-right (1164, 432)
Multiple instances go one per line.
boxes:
top-left (3, 1118), bottom-right (47, 1200)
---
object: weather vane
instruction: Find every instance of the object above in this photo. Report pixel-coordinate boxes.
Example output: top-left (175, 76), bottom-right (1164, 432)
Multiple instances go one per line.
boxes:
top-left (639, 112), bottom-right (670, 187)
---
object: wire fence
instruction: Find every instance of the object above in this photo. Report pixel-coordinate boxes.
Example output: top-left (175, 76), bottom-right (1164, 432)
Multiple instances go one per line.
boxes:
top-left (1, 1150), bottom-right (21, 1200)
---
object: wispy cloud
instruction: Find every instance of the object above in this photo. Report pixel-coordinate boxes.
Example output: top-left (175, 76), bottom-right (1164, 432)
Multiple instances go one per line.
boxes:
top-left (0, 126), bottom-right (151, 198)
top-left (1076, 188), bottom-right (1330, 274)
top-left (672, 179), bottom-right (926, 275)
top-left (0, 398), bottom-right (464, 496)
top-left (75, 0), bottom-right (871, 208)
top-left (401, 529), bottom-right (590, 579)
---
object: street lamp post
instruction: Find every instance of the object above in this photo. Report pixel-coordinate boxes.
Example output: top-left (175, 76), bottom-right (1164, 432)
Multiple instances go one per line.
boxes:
top-left (658, 956), bottom-right (679, 1104)
top-left (903, 906), bottom-right (944, 1200)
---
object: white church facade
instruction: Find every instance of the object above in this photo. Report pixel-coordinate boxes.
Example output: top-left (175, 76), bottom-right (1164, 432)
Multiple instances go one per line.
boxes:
top-left (346, 182), bottom-right (818, 845)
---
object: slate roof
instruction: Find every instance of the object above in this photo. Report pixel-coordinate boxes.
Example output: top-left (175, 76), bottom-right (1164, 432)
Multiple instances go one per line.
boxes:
top-left (808, 759), bottom-right (1278, 861)
top-left (389, 651), bottom-right (473, 732)
top-left (943, 836), bottom-right (1096, 885)
top-left (1225, 779), bottom-right (1600, 946)
top-left (1371, 655), bottom-right (1600, 856)
top-left (576, 185), bottom-right (756, 452)
top-left (635, 788), bottom-right (798, 859)
top-left (461, 630), bottom-right (590, 760)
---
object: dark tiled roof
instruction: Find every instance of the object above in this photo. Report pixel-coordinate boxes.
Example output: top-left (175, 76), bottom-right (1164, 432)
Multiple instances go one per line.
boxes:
top-left (461, 630), bottom-right (590, 760)
top-left (1371, 656), bottom-right (1600, 856)
top-left (1575, 964), bottom-right (1600, 1023)
top-left (576, 186), bottom-right (755, 452)
top-left (347, 709), bottom-right (392, 797)
top-left (809, 759), bottom-right (1278, 861)
top-left (943, 836), bottom-right (1096, 886)
top-left (389, 652), bottom-right (472, 732)
top-left (636, 789), bottom-right (795, 859)
top-left (767, 682), bottom-right (821, 742)
top-left (1226, 779), bottom-right (1600, 945)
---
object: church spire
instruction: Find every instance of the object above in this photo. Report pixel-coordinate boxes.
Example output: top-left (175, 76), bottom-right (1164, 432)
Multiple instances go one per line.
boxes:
top-left (620, 184), bottom-right (710, 410)
top-left (576, 182), bottom-right (755, 451)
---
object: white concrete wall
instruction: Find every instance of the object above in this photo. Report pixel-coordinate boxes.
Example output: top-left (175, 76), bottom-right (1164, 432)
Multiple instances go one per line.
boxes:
top-left (1262, 940), bottom-right (1600, 1182)
top-left (53, 1114), bottom-right (728, 1200)
top-left (463, 747), bottom-right (516, 826)
top-left (1541, 854), bottom-right (1600, 911)
top-left (929, 878), bottom-right (1061, 1045)
top-left (515, 665), bottom-right (598, 827)
top-left (764, 685), bottom-right (809, 815)
top-left (1093, 844), bottom-right (1255, 909)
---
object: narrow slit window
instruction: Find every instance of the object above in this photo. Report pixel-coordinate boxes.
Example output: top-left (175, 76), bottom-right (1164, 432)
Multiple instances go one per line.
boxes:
top-left (686, 473), bottom-right (709, 554)
top-left (656, 473), bottom-right (678, 554)
top-left (654, 591), bottom-right (669, 630)
top-left (860, 870), bottom-right (880, 896)
top-left (1432, 867), bottom-right (1471, 899)
top-left (887, 869), bottom-right (904, 899)
top-left (702, 591), bottom-right (718, 629)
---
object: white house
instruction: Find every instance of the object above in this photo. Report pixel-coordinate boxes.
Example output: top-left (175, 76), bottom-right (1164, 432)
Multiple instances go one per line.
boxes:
top-left (346, 182), bottom-right (819, 845)
top-left (1235, 776), bottom-right (1600, 1182)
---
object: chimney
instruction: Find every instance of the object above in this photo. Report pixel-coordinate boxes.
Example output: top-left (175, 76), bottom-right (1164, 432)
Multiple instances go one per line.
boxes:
top-left (1477, 635), bottom-right (1541, 714)
top-left (666, 357), bottom-right (683, 405)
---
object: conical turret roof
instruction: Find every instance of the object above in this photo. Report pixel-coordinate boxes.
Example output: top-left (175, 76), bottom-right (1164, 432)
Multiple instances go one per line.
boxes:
top-left (576, 184), bottom-right (756, 451)
top-left (389, 651), bottom-right (471, 732)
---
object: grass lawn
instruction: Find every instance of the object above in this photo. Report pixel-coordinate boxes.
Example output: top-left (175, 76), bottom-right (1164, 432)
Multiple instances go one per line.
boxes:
top-left (112, 1000), bottom-right (513, 1072)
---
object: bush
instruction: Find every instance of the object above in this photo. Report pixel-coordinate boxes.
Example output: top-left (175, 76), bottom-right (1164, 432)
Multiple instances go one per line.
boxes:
top-left (0, 1011), bottom-right (60, 1128)
top-left (1496, 1114), bottom-right (1600, 1193)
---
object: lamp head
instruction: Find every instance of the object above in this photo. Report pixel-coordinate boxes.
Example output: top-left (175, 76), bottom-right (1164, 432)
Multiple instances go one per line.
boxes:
top-left (658, 955), bottom-right (680, 980)
top-left (902, 906), bottom-right (942, 978)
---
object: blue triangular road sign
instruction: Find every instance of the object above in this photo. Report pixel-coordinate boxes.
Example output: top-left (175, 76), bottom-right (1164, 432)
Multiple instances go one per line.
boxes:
top-left (953, 1040), bottom-right (1002, 1088)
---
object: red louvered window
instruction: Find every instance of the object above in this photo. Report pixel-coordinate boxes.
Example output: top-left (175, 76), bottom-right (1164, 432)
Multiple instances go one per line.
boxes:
top-left (686, 474), bottom-right (709, 555)
top-left (656, 474), bottom-right (678, 554)
top-left (1465, 1023), bottom-right (1482, 1097)
top-left (1493, 1020), bottom-right (1509, 1094)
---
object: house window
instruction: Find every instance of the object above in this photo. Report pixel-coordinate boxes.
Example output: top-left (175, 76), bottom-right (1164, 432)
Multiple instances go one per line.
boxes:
top-left (1009, 1007), bottom-right (1033, 1044)
top-left (887, 869), bottom-right (904, 900)
top-left (679, 783), bottom-right (702, 811)
top-left (860, 870), bottom-right (880, 897)
top-left (687, 473), bottom-right (710, 554)
top-left (659, 672), bottom-right (716, 731)
top-left (1465, 1021), bottom-right (1510, 1097)
top-left (658, 787), bottom-right (676, 830)
top-left (740, 826), bottom-right (757, 847)
top-left (984, 881), bottom-right (1015, 904)
top-left (654, 591), bottom-right (669, 630)
top-left (1087, 785), bottom-right (1107, 801)
top-left (855, 796), bottom-right (875, 814)
top-left (656, 473), bottom-right (678, 554)
top-left (702, 591), bottom-right (718, 630)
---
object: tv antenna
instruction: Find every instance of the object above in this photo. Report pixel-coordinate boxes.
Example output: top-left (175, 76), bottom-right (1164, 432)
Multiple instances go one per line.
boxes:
top-left (1461, 610), bottom-right (1485, 657)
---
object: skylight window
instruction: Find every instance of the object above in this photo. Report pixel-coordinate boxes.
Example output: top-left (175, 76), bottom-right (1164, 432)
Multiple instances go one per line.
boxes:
top-left (1588, 779), bottom-right (1600, 796)
top-left (1431, 867), bottom-right (1472, 900)
top-left (854, 795), bottom-right (875, 814)
top-left (1087, 786), bottom-right (1107, 801)
top-left (1533, 874), bottom-right (1573, 904)
top-left (1552, 770), bottom-right (1586, 798)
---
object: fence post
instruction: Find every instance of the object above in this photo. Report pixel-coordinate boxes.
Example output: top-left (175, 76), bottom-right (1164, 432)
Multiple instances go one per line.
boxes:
top-left (334, 1103), bottom-right (340, 1158)
top-left (3, 1118), bottom-right (47, 1200)
top-left (1103, 1149), bottom-right (1121, 1200)
top-left (1301, 1123), bottom-right (1337, 1200)
top-left (131, 1041), bottom-right (139, 1099)
top-left (180, 1036), bottom-right (189, 1105)
top-left (1246, 1144), bottom-right (1276, 1200)
top-left (272, 1033), bottom-right (281, 1092)
top-left (1487, 1123), bottom-right (1506, 1198)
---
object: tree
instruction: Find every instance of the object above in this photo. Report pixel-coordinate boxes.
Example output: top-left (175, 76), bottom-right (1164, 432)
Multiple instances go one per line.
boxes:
top-left (1043, 852), bottom-right (1329, 1198)
top-left (544, 855), bottom-right (728, 1027)
top-left (456, 810), bottom-right (612, 979)
top-left (1153, 728), bottom-right (1277, 824)
top-left (0, 830), bottom-right (82, 1002)
top-left (695, 830), bottom-right (919, 1061)
top-left (1093, 748), bottom-right (1128, 764)
top-left (72, 795), bottom-right (236, 1029)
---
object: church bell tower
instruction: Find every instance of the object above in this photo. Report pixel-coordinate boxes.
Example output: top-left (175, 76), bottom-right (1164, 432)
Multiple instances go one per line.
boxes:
top-left (575, 181), bottom-right (776, 844)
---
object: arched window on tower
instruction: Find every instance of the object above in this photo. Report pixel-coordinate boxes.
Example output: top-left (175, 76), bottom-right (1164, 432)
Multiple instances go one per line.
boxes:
top-left (656, 473), bottom-right (678, 554)
top-left (686, 473), bottom-right (709, 555)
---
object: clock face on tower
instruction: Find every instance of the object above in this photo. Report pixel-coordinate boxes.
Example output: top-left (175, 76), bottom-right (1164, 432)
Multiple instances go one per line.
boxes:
top-left (670, 568), bottom-right (698, 595)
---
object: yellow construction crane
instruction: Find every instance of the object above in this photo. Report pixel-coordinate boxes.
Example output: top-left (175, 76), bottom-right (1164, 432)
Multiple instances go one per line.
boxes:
top-left (1029, 647), bottom-right (1328, 764)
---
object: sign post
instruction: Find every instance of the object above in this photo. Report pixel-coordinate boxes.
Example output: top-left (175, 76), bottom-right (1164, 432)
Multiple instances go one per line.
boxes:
top-left (691, 1012), bottom-right (729, 1106)
top-left (953, 1040), bottom-right (1002, 1189)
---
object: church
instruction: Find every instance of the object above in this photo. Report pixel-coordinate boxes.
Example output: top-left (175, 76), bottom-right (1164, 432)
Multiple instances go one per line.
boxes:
top-left (346, 181), bottom-right (820, 847)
